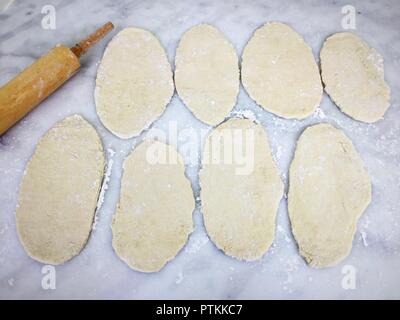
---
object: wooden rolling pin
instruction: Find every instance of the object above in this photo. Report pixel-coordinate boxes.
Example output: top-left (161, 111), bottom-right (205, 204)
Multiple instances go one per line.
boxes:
top-left (0, 22), bottom-right (114, 135)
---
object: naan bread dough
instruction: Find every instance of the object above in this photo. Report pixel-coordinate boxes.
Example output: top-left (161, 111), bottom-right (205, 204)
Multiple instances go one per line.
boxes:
top-left (95, 28), bottom-right (174, 138)
top-left (320, 32), bottom-right (390, 123)
top-left (241, 22), bottom-right (322, 119)
top-left (288, 123), bottom-right (371, 268)
top-left (200, 118), bottom-right (283, 260)
top-left (112, 140), bottom-right (194, 272)
top-left (16, 115), bottom-right (105, 265)
top-left (175, 24), bottom-right (239, 125)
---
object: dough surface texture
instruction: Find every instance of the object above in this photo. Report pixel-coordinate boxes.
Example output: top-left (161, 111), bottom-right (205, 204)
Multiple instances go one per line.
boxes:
top-left (288, 123), bottom-right (371, 268)
top-left (241, 22), bottom-right (322, 119)
top-left (112, 140), bottom-right (194, 272)
top-left (200, 118), bottom-right (283, 260)
top-left (16, 115), bottom-right (105, 265)
top-left (175, 24), bottom-right (239, 125)
top-left (320, 32), bottom-right (390, 123)
top-left (95, 28), bottom-right (174, 138)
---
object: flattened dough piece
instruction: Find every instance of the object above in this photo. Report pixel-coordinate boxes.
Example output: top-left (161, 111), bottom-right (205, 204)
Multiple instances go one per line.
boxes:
top-left (241, 22), bottom-right (322, 119)
top-left (16, 115), bottom-right (105, 265)
top-left (112, 140), bottom-right (194, 272)
top-left (200, 118), bottom-right (283, 260)
top-left (320, 32), bottom-right (390, 123)
top-left (288, 123), bottom-right (371, 268)
top-left (175, 24), bottom-right (239, 125)
top-left (95, 28), bottom-right (174, 138)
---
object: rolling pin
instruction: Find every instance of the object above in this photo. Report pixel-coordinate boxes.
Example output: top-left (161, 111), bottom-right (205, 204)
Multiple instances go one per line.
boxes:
top-left (0, 22), bottom-right (114, 135)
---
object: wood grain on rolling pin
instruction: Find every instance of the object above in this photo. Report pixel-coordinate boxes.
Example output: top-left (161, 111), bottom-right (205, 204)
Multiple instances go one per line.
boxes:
top-left (0, 45), bottom-right (80, 135)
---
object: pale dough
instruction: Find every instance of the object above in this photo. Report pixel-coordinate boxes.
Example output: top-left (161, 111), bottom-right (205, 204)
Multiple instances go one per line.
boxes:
top-left (288, 123), bottom-right (371, 268)
top-left (320, 32), bottom-right (390, 123)
top-left (16, 115), bottom-right (105, 265)
top-left (241, 22), bottom-right (322, 119)
top-left (95, 28), bottom-right (174, 138)
top-left (200, 118), bottom-right (283, 260)
top-left (112, 139), bottom-right (195, 272)
top-left (175, 24), bottom-right (239, 125)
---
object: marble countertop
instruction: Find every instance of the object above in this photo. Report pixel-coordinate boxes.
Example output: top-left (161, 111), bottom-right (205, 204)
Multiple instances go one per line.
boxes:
top-left (0, 0), bottom-right (399, 299)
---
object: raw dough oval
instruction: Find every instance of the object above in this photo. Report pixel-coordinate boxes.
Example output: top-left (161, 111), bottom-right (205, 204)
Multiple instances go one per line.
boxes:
top-left (200, 118), bottom-right (283, 260)
top-left (320, 32), bottom-right (390, 123)
top-left (175, 24), bottom-right (239, 125)
top-left (241, 22), bottom-right (322, 119)
top-left (16, 115), bottom-right (105, 265)
top-left (112, 140), bottom-right (194, 272)
top-left (95, 28), bottom-right (174, 138)
top-left (288, 123), bottom-right (371, 268)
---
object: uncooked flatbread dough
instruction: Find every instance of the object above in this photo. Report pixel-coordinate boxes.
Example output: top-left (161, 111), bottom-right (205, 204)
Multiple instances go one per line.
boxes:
top-left (241, 22), bottom-right (322, 119)
top-left (175, 24), bottom-right (239, 125)
top-left (200, 118), bottom-right (283, 260)
top-left (95, 28), bottom-right (174, 138)
top-left (288, 123), bottom-right (371, 268)
top-left (112, 139), bottom-right (194, 272)
top-left (320, 32), bottom-right (390, 123)
top-left (16, 115), bottom-right (105, 265)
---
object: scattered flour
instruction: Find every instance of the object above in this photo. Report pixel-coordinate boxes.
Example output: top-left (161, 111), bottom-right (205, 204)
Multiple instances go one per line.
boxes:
top-left (93, 148), bottom-right (115, 230)
top-left (232, 109), bottom-right (258, 123)
top-left (271, 143), bottom-right (283, 165)
top-left (281, 255), bottom-right (301, 292)
top-left (277, 224), bottom-right (292, 243)
top-left (175, 271), bottom-right (184, 284)
top-left (107, 148), bottom-right (116, 157)
top-left (185, 234), bottom-right (209, 254)
top-left (313, 108), bottom-right (326, 119)
top-left (360, 231), bottom-right (369, 247)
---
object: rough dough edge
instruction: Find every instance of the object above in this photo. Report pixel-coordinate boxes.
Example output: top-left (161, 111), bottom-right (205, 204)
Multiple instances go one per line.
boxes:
top-left (174, 23), bottom-right (240, 126)
top-left (320, 32), bottom-right (391, 124)
top-left (94, 27), bottom-right (174, 139)
top-left (199, 117), bottom-right (284, 261)
top-left (287, 122), bottom-right (372, 268)
top-left (111, 138), bottom-right (195, 273)
top-left (241, 21), bottom-right (323, 120)
top-left (16, 114), bottom-right (106, 265)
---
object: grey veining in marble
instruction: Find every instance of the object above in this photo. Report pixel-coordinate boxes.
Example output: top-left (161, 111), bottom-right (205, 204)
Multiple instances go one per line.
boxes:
top-left (0, 0), bottom-right (399, 299)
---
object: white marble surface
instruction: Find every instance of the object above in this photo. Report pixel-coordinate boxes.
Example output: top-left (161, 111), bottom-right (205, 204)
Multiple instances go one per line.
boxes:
top-left (0, 0), bottom-right (399, 299)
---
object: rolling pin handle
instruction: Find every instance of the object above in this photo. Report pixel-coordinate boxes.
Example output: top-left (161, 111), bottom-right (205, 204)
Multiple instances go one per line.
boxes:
top-left (70, 21), bottom-right (114, 58)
